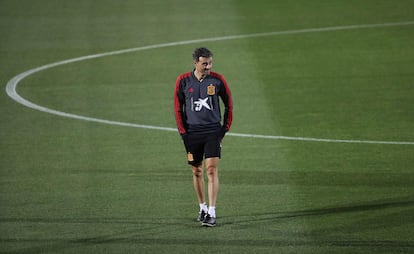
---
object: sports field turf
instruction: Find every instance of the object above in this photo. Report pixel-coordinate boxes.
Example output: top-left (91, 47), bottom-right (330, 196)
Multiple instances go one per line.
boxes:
top-left (1, 1), bottom-right (414, 253)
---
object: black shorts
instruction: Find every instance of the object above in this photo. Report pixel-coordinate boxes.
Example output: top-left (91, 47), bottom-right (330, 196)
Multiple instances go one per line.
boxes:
top-left (183, 133), bottom-right (222, 166)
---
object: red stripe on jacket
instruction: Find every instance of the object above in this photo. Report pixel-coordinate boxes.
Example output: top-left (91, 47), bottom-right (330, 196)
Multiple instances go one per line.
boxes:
top-left (174, 72), bottom-right (192, 135)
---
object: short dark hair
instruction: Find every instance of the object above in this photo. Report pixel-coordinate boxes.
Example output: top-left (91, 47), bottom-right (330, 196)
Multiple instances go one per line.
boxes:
top-left (193, 47), bottom-right (213, 62)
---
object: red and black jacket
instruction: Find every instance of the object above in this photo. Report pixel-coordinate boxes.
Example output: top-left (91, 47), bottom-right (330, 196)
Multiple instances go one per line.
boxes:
top-left (174, 71), bottom-right (233, 135)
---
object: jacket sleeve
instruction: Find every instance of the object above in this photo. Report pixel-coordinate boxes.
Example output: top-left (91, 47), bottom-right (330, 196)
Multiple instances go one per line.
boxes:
top-left (219, 77), bottom-right (233, 132)
top-left (174, 76), bottom-right (187, 135)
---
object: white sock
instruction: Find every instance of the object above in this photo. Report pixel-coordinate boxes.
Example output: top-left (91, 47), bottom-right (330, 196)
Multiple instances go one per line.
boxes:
top-left (199, 203), bottom-right (208, 212)
top-left (208, 206), bottom-right (216, 218)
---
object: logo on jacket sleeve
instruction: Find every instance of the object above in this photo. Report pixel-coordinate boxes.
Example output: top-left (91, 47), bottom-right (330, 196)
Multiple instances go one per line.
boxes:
top-left (207, 85), bottom-right (215, 95)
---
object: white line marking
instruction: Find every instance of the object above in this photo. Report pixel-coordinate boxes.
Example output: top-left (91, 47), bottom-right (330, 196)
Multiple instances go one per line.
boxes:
top-left (5, 21), bottom-right (414, 145)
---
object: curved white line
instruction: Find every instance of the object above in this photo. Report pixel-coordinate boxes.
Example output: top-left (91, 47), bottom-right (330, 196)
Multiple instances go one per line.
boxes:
top-left (5, 21), bottom-right (414, 145)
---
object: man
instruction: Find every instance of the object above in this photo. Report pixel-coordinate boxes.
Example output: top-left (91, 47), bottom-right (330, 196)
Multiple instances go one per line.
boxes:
top-left (174, 47), bottom-right (233, 227)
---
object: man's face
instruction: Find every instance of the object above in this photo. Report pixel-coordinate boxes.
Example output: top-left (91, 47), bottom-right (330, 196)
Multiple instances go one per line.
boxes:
top-left (194, 56), bottom-right (213, 77)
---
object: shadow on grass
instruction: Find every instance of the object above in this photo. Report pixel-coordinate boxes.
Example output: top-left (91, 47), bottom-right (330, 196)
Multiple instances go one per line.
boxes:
top-left (1, 197), bottom-right (413, 253)
top-left (221, 197), bottom-right (414, 225)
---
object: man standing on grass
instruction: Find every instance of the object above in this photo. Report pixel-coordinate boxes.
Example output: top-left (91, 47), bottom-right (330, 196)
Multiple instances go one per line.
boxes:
top-left (174, 47), bottom-right (233, 227)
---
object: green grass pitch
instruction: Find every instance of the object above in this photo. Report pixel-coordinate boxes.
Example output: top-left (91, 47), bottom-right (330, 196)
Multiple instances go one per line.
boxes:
top-left (1, 1), bottom-right (414, 253)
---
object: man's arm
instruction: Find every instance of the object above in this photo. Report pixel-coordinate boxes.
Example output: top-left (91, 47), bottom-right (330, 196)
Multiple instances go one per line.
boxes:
top-left (219, 77), bottom-right (233, 133)
top-left (174, 75), bottom-right (187, 135)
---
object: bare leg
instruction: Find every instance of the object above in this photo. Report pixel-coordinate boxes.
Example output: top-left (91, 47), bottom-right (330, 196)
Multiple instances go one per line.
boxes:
top-left (192, 164), bottom-right (205, 205)
top-left (205, 157), bottom-right (219, 208)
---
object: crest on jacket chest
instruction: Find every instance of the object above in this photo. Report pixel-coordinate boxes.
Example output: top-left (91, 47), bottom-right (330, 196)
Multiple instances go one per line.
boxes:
top-left (207, 84), bottom-right (215, 95)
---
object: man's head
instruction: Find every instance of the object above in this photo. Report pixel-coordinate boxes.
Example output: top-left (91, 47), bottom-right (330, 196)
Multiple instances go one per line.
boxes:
top-left (193, 47), bottom-right (213, 62)
top-left (193, 47), bottom-right (213, 79)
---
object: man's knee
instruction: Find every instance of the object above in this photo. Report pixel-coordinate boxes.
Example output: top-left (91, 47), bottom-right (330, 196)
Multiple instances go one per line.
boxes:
top-left (192, 164), bottom-right (203, 177)
top-left (205, 157), bottom-right (219, 175)
top-left (206, 164), bottom-right (218, 176)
